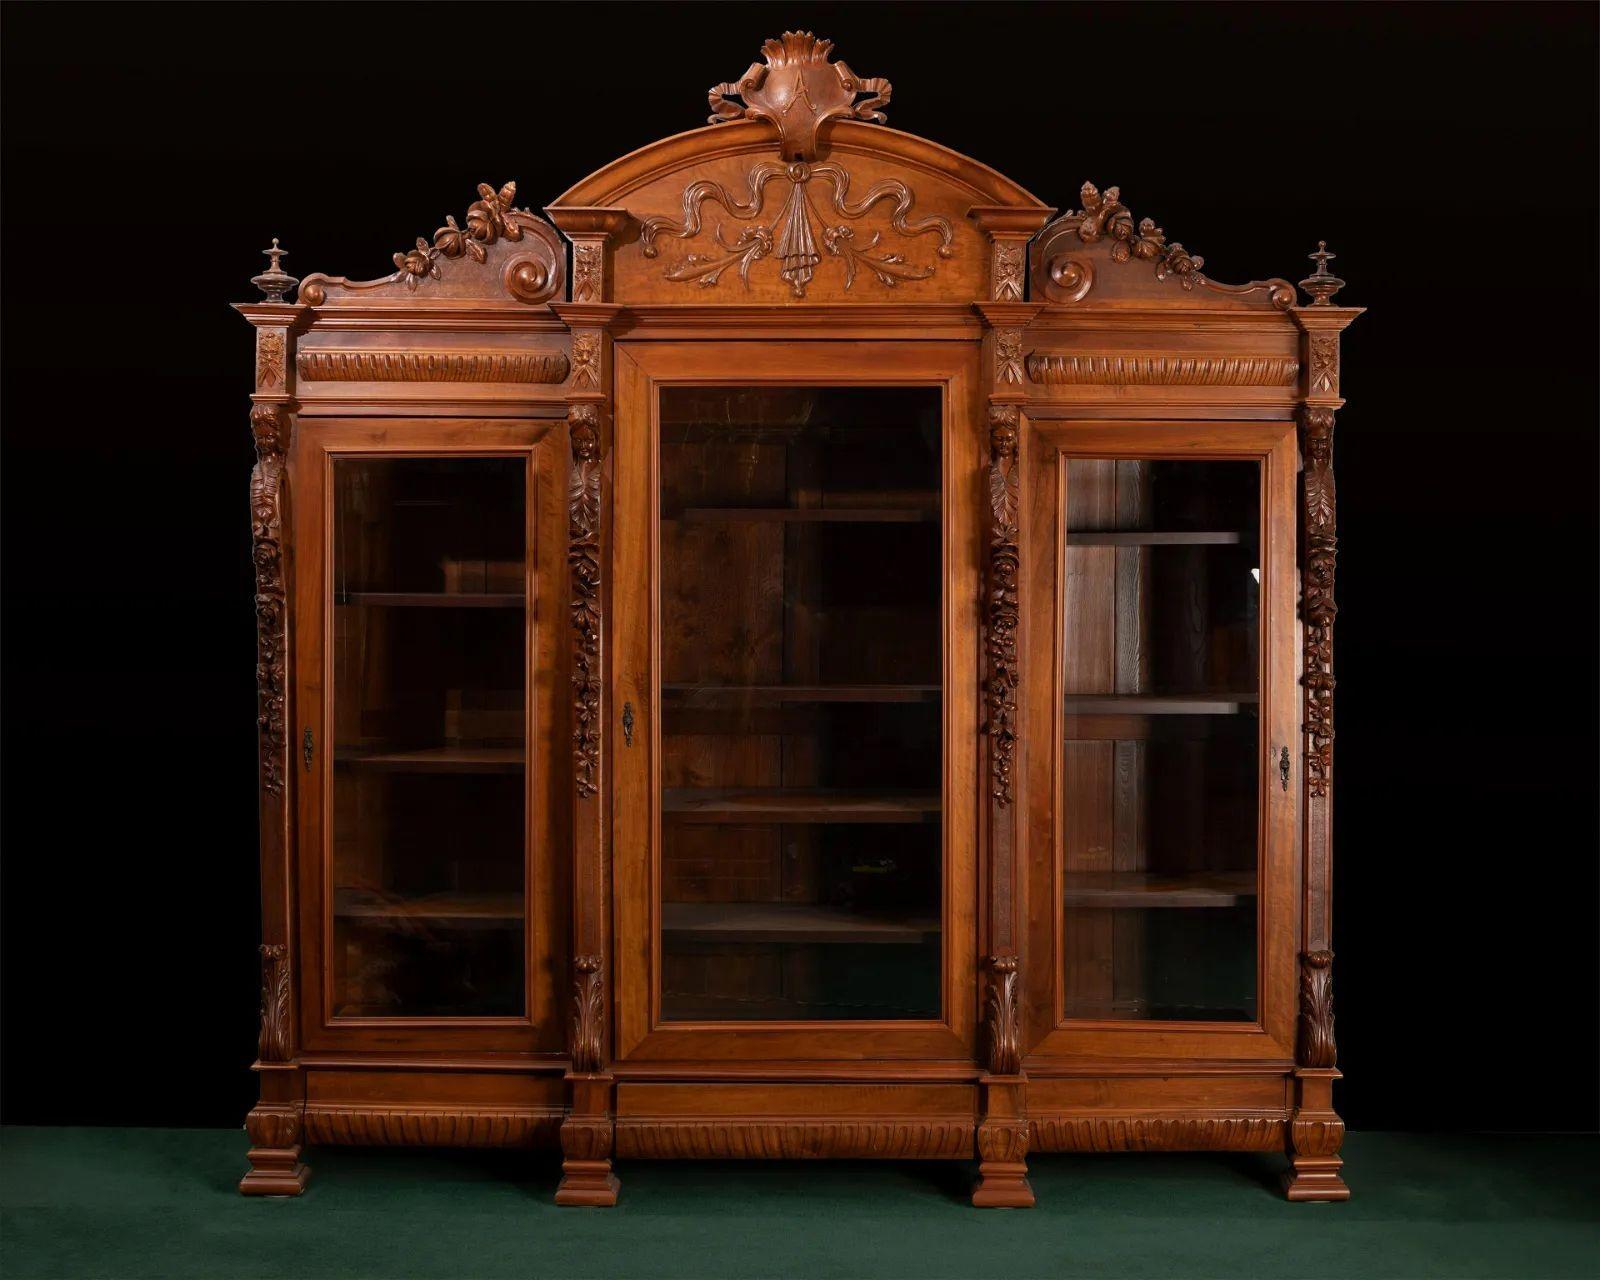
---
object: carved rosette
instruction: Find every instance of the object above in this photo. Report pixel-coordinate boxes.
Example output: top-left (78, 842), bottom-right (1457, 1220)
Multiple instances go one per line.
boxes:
top-left (572, 954), bottom-right (605, 1072)
top-left (984, 954), bottom-right (1021, 1075)
top-left (985, 407), bottom-right (1021, 806)
top-left (639, 161), bottom-right (954, 299)
top-left (257, 942), bottom-right (292, 1061)
top-left (568, 407), bottom-right (603, 799)
top-left (1300, 406), bottom-right (1337, 799)
top-left (250, 402), bottom-right (290, 798)
top-left (1297, 949), bottom-right (1337, 1068)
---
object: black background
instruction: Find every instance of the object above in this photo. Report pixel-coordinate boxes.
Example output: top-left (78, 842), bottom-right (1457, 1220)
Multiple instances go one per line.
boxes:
top-left (3, 2), bottom-right (1596, 1133)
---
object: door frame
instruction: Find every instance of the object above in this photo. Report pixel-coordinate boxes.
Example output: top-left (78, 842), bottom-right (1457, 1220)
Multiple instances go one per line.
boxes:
top-left (291, 417), bottom-right (567, 1054)
top-left (1021, 418), bottom-right (1300, 1064)
top-left (611, 341), bottom-right (980, 1063)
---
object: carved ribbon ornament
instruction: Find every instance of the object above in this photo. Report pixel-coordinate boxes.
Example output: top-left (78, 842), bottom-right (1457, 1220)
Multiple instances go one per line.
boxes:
top-left (639, 161), bottom-right (953, 299)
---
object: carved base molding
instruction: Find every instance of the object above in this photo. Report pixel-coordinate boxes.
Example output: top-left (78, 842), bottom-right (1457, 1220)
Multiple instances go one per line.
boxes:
top-left (240, 1105), bottom-right (309, 1197)
top-left (302, 1105), bottom-right (562, 1148)
top-left (1283, 1151), bottom-right (1350, 1202)
top-left (1030, 1112), bottom-right (1286, 1153)
top-left (972, 1121), bottom-right (1034, 1209)
top-left (615, 1118), bottom-right (974, 1160)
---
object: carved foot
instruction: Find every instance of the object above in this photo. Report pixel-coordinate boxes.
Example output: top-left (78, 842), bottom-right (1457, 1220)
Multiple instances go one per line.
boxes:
top-left (1283, 1068), bottom-right (1348, 1202)
top-left (972, 1121), bottom-right (1035, 1208)
top-left (555, 1117), bottom-right (619, 1206)
top-left (1282, 1154), bottom-right (1349, 1202)
top-left (239, 1107), bottom-right (309, 1197)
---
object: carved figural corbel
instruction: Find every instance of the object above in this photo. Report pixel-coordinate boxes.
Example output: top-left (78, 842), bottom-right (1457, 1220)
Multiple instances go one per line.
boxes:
top-left (708, 32), bottom-right (891, 161)
top-left (258, 942), bottom-right (292, 1061)
top-left (250, 402), bottom-right (290, 798)
top-left (1300, 406), bottom-right (1337, 798)
top-left (985, 406), bottom-right (1020, 806)
top-left (638, 162), bottom-right (954, 299)
top-left (572, 955), bottom-right (605, 1072)
top-left (1297, 950), bottom-right (1337, 1067)
top-left (984, 955), bottom-right (1021, 1075)
top-left (569, 406), bottom-right (603, 799)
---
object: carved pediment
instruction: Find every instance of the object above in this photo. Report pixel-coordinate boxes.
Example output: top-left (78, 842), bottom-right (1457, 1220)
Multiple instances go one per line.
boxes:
top-left (709, 32), bottom-right (891, 161)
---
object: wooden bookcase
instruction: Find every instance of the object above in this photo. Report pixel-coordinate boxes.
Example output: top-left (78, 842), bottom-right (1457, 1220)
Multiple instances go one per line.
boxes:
top-left (236, 32), bottom-right (1359, 1207)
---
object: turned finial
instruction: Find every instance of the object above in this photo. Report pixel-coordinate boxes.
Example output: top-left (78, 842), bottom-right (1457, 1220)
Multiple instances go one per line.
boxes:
top-left (1299, 240), bottom-right (1345, 306)
top-left (251, 237), bottom-right (300, 303)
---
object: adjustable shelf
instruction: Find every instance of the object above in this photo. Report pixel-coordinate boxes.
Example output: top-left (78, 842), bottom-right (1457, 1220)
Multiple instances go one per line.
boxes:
top-left (336, 591), bottom-right (524, 609)
top-left (662, 902), bottom-right (938, 945)
top-left (676, 506), bottom-right (937, 524)
top-left (334, 889), bottom-right (525, 926)
top-left (662, 788), bottom-right (940, 824)
top-left (664, 684), bottom-right (940, 705)
top-left (334, 747), bottom-right (524, 774)
top-left (1063, 693), bottom-right (1258, 715)
top-left (1063, 871), bottom-right (1258, 909)
top-left (1064, 530), bottom-right (1244, 546)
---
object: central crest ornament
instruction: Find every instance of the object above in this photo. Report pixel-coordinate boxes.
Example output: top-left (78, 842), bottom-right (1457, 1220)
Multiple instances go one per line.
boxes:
top-left (709, 31), bottom-right (891, 161)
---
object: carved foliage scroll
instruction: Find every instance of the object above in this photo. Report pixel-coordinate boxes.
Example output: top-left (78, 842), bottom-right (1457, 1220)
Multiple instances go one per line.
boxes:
top-left (569, 407), bottom-right (603, 799)
top-left (572, 955), bottom-right (604, 1072)
top-left (1297, 950), bottom-right (1337, 1068)
top-left (392, 182), bottom-right (524, 288)
top-left (985, 407), bottom-right (1020, 806)
top-left (250, 402), bottom-right (290, 798)
top-left (1300, 406), bottom-right (1337, 798)
top-left (984, 954), bottom-right (1021, 1075)
top-left (257, 942), bottom-right (291, 1061)
top-left (639, 161), bottom-right (954, 299)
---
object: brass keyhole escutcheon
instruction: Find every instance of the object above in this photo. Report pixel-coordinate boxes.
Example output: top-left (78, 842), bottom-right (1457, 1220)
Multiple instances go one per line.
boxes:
top-left (622, 702), bottom-right (635, 748)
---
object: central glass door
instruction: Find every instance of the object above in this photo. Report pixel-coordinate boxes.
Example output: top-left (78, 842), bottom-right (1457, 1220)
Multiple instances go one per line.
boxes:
top-left (656, 386), bottom-right (943, 1022)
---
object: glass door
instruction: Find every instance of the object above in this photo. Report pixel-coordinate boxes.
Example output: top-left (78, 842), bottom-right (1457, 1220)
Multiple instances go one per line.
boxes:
top-left (656, 386), bottom-right (944, 1023)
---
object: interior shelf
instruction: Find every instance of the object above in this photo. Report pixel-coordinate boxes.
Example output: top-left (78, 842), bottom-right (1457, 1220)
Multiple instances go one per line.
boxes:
top-left (676, 507), bottom-right (937, 524)
top-left (662, 788), bottom-right (940, 824)
top-left (336, 591), bottom-right (524, 609)
top-left (1063, 871), bottom-right (1258, 909)
top-left (664, 684), bottom-right (940, 705)
top-left (1064, 530), bottom-right (1244, 546)
top-left (333, 889), bottom-right (525, 925)
top-left (334, 747), bottom-right (524, 774)
top-left (1063, 693), bottom-right (1258, 715)
top-left (662, 901), bottom-right (939, 945)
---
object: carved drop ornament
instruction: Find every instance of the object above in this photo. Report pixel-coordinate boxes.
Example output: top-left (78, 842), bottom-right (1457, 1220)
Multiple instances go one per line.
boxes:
top-left (572, 954), bottom-right (605, 1072)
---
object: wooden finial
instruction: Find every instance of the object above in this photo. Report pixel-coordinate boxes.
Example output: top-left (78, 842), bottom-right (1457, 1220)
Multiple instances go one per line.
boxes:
top-left (1299, 240), bottom-right (1345, 306)
top-left (251, 238), bottom-right (300, 303)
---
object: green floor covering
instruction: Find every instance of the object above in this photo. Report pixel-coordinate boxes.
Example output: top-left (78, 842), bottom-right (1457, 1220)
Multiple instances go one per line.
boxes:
top-left (2, 1127), bottom-right (1596, 1278)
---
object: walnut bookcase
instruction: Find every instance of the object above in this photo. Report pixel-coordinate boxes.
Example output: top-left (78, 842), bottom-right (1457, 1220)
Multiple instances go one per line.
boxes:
top-left (237, 31), bottom-right (1359, 1207)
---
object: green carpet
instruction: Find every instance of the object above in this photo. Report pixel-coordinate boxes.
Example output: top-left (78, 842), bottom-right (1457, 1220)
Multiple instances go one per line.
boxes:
top-left (2, 1128), bottom-right (1596, 1278)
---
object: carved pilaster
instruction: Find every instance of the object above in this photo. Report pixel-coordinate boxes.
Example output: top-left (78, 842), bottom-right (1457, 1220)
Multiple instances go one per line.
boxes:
top-left (985, 406), bottom-right (1021, 807)
top-left (1300, 404), bottom-right (1337, 802)
top-left (572, 954), bottom-right (605, 1073)
top-left (568, 405), bottom-right (603, 799)
top-left (984, 954), bottom-right (1021, 1076)
top-left (257, 942), bottom-right (292, 1062)
top-left (1296, 949), bottom-right (1337, 1068)
top-left (250, 401), bottom-right (291, 800)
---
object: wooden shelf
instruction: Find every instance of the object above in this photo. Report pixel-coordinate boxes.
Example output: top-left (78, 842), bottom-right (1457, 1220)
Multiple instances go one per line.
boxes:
top-left (1064, 531), bottom-right (1244, 546)
top-left (335, 747), bottom-right (524, 774)
top-left (336, 592), bottom-right (524, 609)
top-left (334, 889), bottom-right (524, 925)
top-left (664, 684), bottom-right (940, 705)
top-left (662, 788), bottom-right (940, 824)
top-left (1064, 693), bottom-right (1257, 715)
top-left (676, 507), bottom-right (937, 524)
top-left (662, 902), bottom-right (938, 945)
top-left (1063, 871), bottom-right (1257, 909)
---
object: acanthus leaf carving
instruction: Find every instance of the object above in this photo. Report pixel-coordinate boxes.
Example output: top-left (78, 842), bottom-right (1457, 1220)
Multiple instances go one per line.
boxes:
top-left (568, 406), bottom-right (603, 799)
top-left (708, 32), bottom-right (891, 162)
top-left (984, 954), bottom-right (1021, 1075)
top-left (1309, 334), bottom-right (1339, 394)
top-left (249, 402), bottom-right (290, 798)
top-left (1297, 949), bottom-right (1337, 1068)
top-left (639, 161), bottom-right (953, 299)
top-left (984, 406), bottom-right (1020, 807)
top-left (257, 942), bottom-right (291, 1062)
top-left (1300, 406), bottom-right (1337, 798)
top-left (255, 331), bottom-right (285, 390)
top-left (1031, 1114), bottom-right (1285, 1152)
top-left (245, 1105), bottom-right (300, 1150)
top-left (572, 954), bottom-right (605, 1072)
top-left (993, 241), bottom-right (1025, 301)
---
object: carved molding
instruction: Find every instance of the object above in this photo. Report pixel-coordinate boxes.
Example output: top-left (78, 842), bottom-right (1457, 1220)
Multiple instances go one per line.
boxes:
top-left (245, 1105), bottom-right (300, 1150)
top-left (615, 1119), bottom-right (974, 1159)
top-left (1054, 182), bottom-right (1295, 309)
top-left (572, 954), bottom-right (605, 1072)
top-left (1031, 1114), bottom-right (1286, 1152)
top-left (1297, 949), bottom-right (1337, 1068)
top-left (249, 402), bottom-right (290, 798)
top-left (639, 161), bottom-right (954, 299)
top-left (1289, 1115), bottom-right (1345, 1157)
top-left (303, 1107), bottom-right (562, 1147)
top-left (257, 942), bottom-right (291, 1062)
top-left (255, 331), bottom-right (285, 390)
top-left (708, 32), bottom-right (891, 161)
top-left (985, 406), bottom-right (1020, 807)
top-left (296, 351), bottom-right (569, 384)
top-left (561, 1117), bottom-right (614, 1161)
top-left (1300, 406), bottom-right (1337, 798)
top-left (984, 954), bottom-right (1021, 1076)
top-left (1027, 354), bottom-right (1299, 387)
top-left (977, 1120), bottom-right (1030, 1164)
top-left (569, 406), bottom-right (603, 799)
top-left (992, 241), bottom-right (1025, 302)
